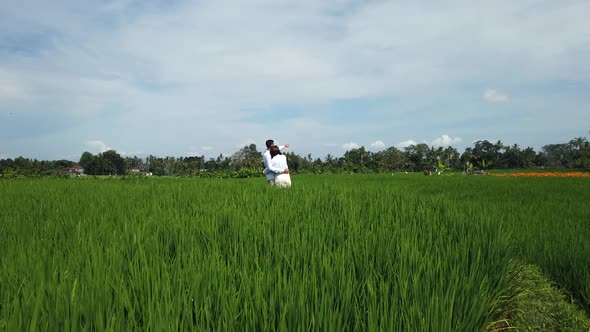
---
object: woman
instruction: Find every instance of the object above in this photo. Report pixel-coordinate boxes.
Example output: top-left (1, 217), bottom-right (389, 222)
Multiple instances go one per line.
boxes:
top-left (267, 145), bottom-right (291, 187)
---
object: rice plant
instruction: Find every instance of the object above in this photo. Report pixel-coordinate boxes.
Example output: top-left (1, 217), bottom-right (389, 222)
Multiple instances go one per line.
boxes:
top-left (0, 174), bottom-right (588, 330)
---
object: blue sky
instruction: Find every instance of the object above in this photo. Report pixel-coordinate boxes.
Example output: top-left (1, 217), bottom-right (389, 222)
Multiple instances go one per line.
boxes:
top-left (1, 0), bottom-right (589, 161)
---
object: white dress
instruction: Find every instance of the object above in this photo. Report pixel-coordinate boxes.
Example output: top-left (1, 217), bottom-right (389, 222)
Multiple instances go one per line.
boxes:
top-left (269, 155), bottom-right (291, 187)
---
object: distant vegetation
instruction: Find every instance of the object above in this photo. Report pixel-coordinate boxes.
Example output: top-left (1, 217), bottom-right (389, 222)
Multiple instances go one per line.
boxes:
top-left (1, 136), bottom-right (589, 178)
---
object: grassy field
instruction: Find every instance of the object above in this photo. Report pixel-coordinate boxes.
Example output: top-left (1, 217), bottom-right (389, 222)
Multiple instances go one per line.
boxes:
top-left (1, 174), bottom-right (589, 331)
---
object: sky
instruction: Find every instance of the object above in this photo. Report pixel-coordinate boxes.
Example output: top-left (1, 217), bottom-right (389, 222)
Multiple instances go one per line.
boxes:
top-left (1, 0), bottom-right (589, 161)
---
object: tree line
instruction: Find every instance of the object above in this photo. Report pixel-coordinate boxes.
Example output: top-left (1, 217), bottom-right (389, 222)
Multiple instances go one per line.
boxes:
top-left (1, 136), bottom-right (589, 178)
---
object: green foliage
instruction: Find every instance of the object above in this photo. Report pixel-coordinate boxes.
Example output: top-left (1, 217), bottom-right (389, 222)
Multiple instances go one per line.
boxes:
top-left (82, 150), bottom-right (126, 175)
top-left (495, 263), bottom-right (590, 331)
top-left (0, 167), bottom-right (19, 179)
top-left (479, 159), bottom-right (491, 170)
top-left (2, 136), bottom-right (590, 177)
top-left (230, 144), bottom-right (262, 170)
top-left (79, 151), bottom-right (93, 173)
top-left (437, 159), bottom-right (446, 173)
top-left (1, 175), bottom-right (589, 330)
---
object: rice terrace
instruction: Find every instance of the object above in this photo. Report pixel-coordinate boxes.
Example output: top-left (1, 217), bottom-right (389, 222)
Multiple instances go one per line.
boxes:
top-left (1, 168), bottom-right (589, 330)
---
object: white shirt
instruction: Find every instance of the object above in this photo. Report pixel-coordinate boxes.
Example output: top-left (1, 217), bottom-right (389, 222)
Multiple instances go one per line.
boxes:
top-left (262, 145), bottom-right (284, 180)
top-left (268, 155), bottom-right (288, 174)
top-left (272, 155), bottom-right (291, 187)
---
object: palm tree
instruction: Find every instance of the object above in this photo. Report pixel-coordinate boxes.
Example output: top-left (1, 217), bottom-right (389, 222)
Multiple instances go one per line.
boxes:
top-left (570, 137), bottom-right (589, 150)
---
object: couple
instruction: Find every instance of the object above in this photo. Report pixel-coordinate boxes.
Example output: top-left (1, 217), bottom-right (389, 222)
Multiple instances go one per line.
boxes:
top-left (262, 139), bottom-right (292, 187)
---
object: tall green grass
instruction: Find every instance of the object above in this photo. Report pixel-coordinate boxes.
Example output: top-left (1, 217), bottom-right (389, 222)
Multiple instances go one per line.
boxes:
top-left (0, 174), bottom-right (588, 330)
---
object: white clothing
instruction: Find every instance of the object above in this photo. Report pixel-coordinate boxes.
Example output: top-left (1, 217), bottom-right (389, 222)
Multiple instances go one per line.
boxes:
top-left (269, 155), bottom-right (291, 187)
top-left (268, 154), bottom-right (288, 173)
top-left (274, 173), bottom-right (291, 187)
top-left (262, 145), bottom-right (284, 181)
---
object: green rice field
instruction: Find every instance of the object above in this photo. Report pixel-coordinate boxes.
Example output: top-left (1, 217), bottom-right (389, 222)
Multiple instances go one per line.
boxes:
top-left (1, 174), bottom-right (589, 330)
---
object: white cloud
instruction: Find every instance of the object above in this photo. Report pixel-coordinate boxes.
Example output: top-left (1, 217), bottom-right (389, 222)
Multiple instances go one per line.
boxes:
top-left (119, 151), bottom-right (143, 156)
top-left (184, 146), bottom-right (214, 157)
top-left (0, 153), bottom-right (7, 160)
top-left (236, 139), bottom-right (256, 149)
top-left (431, 135), bottom-right (462, 147)
top-left (0, 85), bottom-right (28, 100)
top-left (1, 1), bottom-right (590, 159)
top-left (472, 138), bottom-right (498, 144)
top-left (483, 89), bottom-right (509, 103)
top-left (86, 140), bottom-right (111, 153)
top-left (342, 142), bottom-right (359, 150)
top-left (0, 69), bottom-right (29, 100)
top-left (370, 140), bottom-right (385, 150)
top-left (397, 140), bottom-right (417, 149)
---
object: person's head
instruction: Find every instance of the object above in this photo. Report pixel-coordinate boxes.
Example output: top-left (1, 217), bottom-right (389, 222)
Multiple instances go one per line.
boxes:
top-left (265, 139), bottom-right (274, 149)
top-left (270, 145), bottom-right (282, 158)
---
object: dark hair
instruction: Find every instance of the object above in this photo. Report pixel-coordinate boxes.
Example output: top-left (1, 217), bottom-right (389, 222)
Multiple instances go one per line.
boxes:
top-left (270, 145), bottom-right (282, 158)
top-left (265, 139), bottom-right (274, 149)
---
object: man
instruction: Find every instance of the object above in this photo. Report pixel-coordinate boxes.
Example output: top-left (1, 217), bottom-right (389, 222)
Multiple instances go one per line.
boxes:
top-left (262, 139), bottom-right (290, 184)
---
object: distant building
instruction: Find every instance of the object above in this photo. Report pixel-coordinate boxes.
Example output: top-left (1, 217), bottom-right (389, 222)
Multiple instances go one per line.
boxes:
top-left (65, 164), bottom-right (84, 175)
top-left (129, 168), bottom-right (152, 176)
